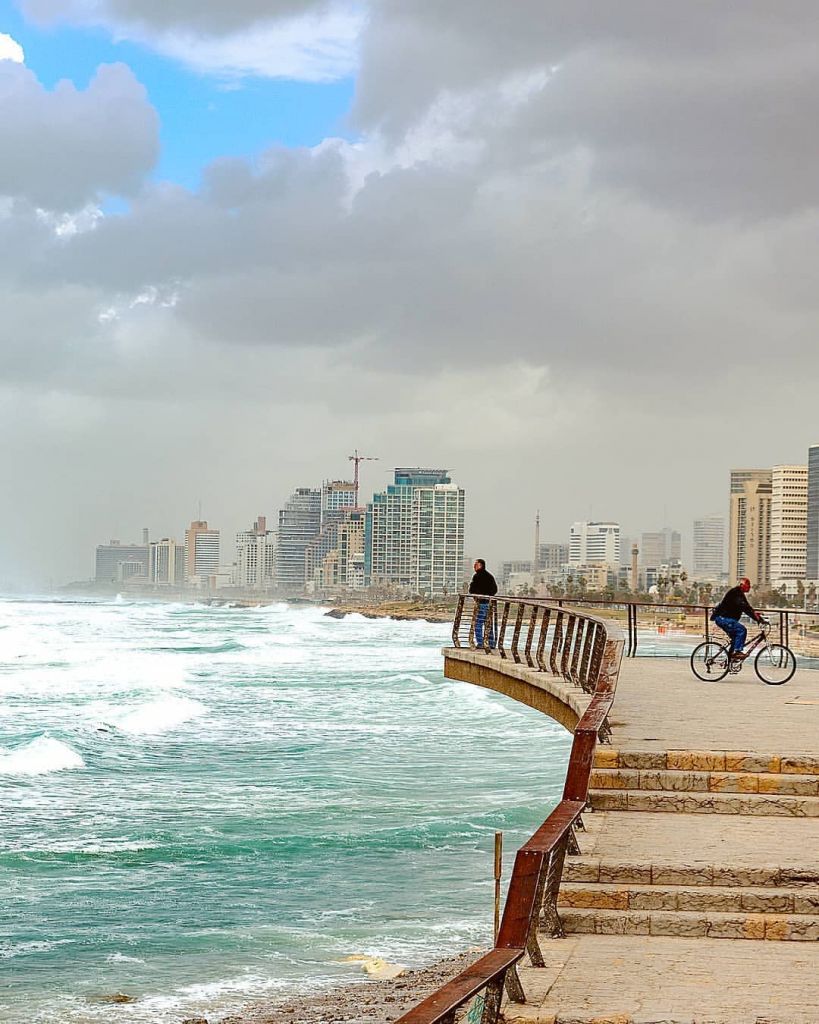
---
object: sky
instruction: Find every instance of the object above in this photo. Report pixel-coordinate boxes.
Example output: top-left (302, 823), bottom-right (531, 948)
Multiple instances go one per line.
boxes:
top-left (2, 1), bottom-right (819, 587)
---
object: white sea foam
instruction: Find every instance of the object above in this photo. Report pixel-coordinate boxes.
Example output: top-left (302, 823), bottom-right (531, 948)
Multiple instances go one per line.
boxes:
top-left (114, 695), bottom-right (206, 735)
top-left (106, 952), bottom-right (145, 964)
top-left (0, 939), bottom-right (73, 959)
top-left (0, 736), bottom-right (84, 776)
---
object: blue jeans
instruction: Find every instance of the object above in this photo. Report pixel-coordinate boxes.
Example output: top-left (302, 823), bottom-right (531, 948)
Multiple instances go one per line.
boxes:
top-left (713, 616), bottom-right (746, 654)
top-left (474, 601), bottom-right (496, 649)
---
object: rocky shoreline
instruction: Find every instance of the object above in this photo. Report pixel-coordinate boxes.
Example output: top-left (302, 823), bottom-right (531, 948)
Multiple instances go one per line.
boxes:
top-left (324, 603), bottom-right (454, 624)
top-left (217, 950), bottom-right (484, 1024)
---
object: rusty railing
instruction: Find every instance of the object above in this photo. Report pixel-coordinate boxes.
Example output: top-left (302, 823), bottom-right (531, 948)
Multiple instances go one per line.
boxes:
top-left (395, 595), bottom-right (624, 1024)
top-left (541, 598), bottom-right (819, 658)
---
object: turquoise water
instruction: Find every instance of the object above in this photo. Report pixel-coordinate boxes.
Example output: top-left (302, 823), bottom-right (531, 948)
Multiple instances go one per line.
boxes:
top-left (1, 598), bottom-right (571, 1023)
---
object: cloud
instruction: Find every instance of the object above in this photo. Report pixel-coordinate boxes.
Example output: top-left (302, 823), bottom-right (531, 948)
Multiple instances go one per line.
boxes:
top-left (5, 3), bottom-right (819, 586)
top-left (0, 61), bottom-right (158, 209)
top-left (19, 0), bottom-right (364, 80)
top-left (353, 1), bottom-right (819, 219)
top-left (0, 32), bottom-right (25, 62)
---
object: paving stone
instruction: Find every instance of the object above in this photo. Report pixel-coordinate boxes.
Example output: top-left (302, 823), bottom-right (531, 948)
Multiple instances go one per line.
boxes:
top-left (707, 772), bottom-right (759, 793)
top-left (724, 752), bottom-right (781, 773)
top-left (780, 755), bottom-right (819, 774)
top-left (564, 859), bottom-right (601, 882)
top-left (593, 748), bottom-right (621, 769)
top-left (666, 751), bottom-right (726, 772)
top-left (559, 888), bottom-right (629, 910)
top-left (756, 773), bottom-right (819, 796)
top-left (711, 865), bottom-right (779, 887)
top-left (590, 769), bottom-right (639, 790)
top-left (739, 891), bottom-right (794, 913)
top-left (793, 891), bottom-right (819, 912)
top-left (590, 791), bottom-right (628, 810)
top-left (515, 934), bottom-right (819, 1023)
top-left (638, 770), bottom-right (710, 792)
top-left (619, 750), bottom-right (668, 770)
top-left (598, 861), bottom-right (652, 884)
top-left (677, 889), bottom-right (742, 913)
top-left (651, 864), bottom-right (714, 886)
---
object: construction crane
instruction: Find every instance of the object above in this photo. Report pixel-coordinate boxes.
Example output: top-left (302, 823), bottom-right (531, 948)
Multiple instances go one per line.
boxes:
top-left (348, 449), bottom-right (379, 507)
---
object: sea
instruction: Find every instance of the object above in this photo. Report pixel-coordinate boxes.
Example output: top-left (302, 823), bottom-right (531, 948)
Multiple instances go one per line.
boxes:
top-left (0, 596), bottom-right (572, 1023)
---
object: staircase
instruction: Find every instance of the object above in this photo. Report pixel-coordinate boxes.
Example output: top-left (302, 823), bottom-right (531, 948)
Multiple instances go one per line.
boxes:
top-left (554, 747), bottom-right (819, 944)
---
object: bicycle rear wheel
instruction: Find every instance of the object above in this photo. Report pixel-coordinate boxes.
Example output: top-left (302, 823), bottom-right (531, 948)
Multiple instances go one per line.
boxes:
top-left (690, 641), bottom-right (729, 681)
top-left (754, 644), bottom-right (796, 685)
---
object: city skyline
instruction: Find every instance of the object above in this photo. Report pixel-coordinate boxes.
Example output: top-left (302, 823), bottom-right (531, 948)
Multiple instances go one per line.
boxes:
top-left (3, 6), bottom-right (819, 588)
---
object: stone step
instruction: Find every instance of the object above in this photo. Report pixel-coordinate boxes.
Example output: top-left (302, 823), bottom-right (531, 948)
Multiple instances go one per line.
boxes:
top-left (565, 857), bottom-right (819, 888)
top-left (559, 907), bottom-right (819, 940)
top-left (559, 882), bottom-right (819, 914)
top-left (594, 747), bottom-right (819, 775)
top-left (509, 933), bottom-right (819, 1024)
top-left (589, 788), bottom-right (819, 817)
top-left (506, 1008), bottom-right (800, 1024)
top-left (589, 766), bottom-right (819, 795)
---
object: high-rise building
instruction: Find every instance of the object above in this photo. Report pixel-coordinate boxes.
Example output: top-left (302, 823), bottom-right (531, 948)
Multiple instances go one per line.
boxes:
top-left (640, 528), bottom-right (681, 569)
top-left (304, 481), bottom-right (359, 589)
top-left (569, 522), bottom-right (620, 566)
top-left (235, 516), bottom-right (276, 590)
top-left (276, 487), bottom-right (321, 590)
top-left (365, 468), bottom-right (465, 597)
top-left (729, 469), bottom-right (772, 585)
top-left (692, 515), bottom-right (725, 579)
top-left (807, 446), bottom-right (819, 579)
top-left (95, 540), bottom-right (149, 583)
top-left (148, 539), bottom-right (185, 585)
top-left (501, 560), bottom-right (533, 587)
top-left (539, 543), bottom-right (569, 578)
top-left (769, 465), bottom-right (808, 581)
top-left (184, 520), bottom-right (220, 583)
top-left (337, 509), bottom-right (366, 589)
top-left (321, 481), bottom-right (357, 523)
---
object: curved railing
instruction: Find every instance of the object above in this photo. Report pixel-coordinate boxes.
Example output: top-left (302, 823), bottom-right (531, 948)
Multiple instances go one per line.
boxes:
top-left (395, 595), bottom-right (624, 1024)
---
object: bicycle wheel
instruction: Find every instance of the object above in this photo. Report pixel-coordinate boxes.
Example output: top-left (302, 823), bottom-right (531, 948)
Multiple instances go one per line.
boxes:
top-left (754, 644), bottom-right (796, 685)
top-left (690, 641), bottom-right (730, 681)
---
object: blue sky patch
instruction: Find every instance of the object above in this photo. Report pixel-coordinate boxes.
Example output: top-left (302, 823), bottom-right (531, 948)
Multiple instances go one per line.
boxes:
top-left (1, 1), bottom-right (358, 190)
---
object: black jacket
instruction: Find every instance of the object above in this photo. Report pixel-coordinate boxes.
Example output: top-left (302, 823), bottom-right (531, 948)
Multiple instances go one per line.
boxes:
top-left (469, 568), bottom-right (498, 597)
top-left (712, 586), bottom-right (759, 623)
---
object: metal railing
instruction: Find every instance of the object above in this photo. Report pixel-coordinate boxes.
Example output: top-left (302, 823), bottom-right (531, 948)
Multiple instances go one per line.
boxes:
top-left (539, 598), bottom-right (819, 657)
top-left (395, 596), bottom-right (624, 1024)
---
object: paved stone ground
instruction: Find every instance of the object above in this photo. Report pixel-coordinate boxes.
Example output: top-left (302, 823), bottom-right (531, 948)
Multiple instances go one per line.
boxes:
top-left (609, 658), bottom-right (819, 753)
top-left (578, 809), bottom-right (819, 866)
top-left (509, 935), bottom-right (819, 1023)
top-left (490, 656), bottom-right (819, 1021)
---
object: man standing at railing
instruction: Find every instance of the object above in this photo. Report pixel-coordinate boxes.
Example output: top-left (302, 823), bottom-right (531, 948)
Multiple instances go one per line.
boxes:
top-left (469, 558), bottom-right (498, 649)
top-left (711, 577), bottom-right (764, 663)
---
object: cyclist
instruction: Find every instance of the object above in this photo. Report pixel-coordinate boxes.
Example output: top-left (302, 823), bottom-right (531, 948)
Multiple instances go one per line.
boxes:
top-left (711, 577), bottom-right (765, 663)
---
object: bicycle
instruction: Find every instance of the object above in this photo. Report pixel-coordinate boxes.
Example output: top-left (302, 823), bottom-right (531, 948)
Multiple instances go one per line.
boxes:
top-left (690, 618), bottom-right (796, 685)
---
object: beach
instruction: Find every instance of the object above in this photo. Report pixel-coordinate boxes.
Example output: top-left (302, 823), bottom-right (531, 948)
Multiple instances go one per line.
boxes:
top-left (220, 951), bottom-right (483, 1024)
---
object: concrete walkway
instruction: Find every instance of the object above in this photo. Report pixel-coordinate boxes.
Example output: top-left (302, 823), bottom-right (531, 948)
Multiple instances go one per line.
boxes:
top-left (609, 657), bottom-right (819, 753)
top-left (488, 654), bottom-right (819, 1024)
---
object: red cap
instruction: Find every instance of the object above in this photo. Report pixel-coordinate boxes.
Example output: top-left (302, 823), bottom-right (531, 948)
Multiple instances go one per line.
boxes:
top-left (739, 577), bottom-right (751, 592)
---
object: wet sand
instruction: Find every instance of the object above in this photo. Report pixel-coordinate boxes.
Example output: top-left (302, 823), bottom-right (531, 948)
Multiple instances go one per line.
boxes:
top-left (218, 950), bottom-right (484, 1024)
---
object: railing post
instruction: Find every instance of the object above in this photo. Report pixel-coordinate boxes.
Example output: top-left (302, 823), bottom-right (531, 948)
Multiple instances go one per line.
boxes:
top-left (497, 601), bottom-right (511, 659)
top-left (511, 603), bottom-right (525, 664)
top-left (453, 594), bottom-right (465, 647)
top-left (535, 608), bottom-right (551, 671)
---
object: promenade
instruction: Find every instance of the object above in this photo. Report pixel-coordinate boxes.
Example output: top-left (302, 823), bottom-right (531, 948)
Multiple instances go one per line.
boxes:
top-left (449, 650), bottom-right (819, 1024)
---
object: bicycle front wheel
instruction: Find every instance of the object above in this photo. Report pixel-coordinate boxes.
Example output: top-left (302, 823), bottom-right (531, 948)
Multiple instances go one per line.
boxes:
top-left (691, 641), bottom-right (729, 682)
top-left (754, 644), bottom-right (796, 685)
